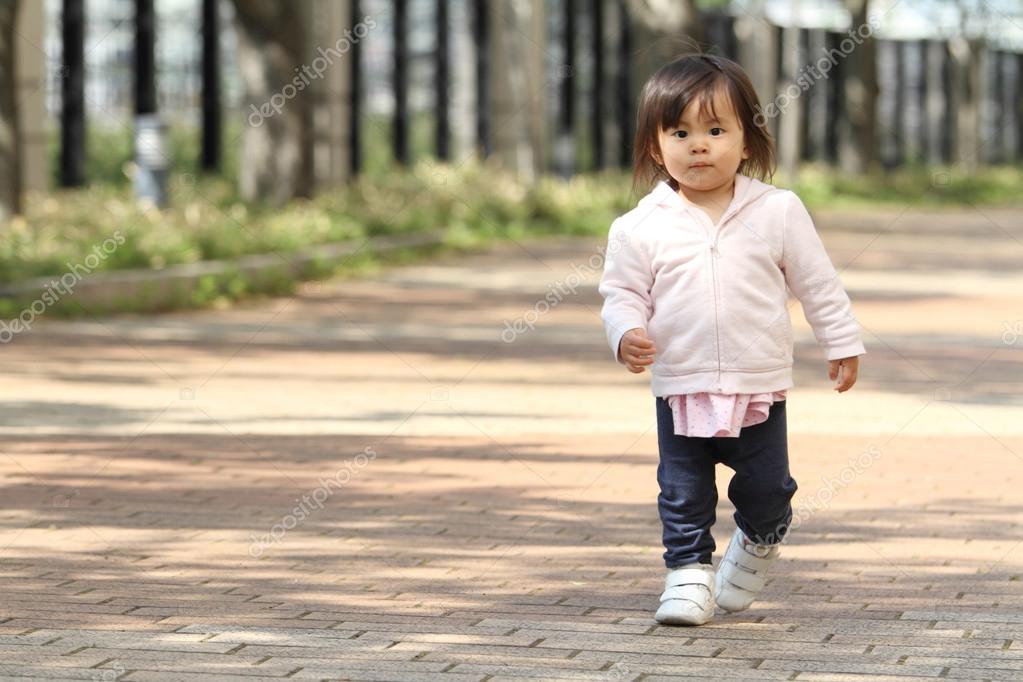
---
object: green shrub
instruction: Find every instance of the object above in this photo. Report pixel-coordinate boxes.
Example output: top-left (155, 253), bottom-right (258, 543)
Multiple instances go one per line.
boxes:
top-left (7, 150), bottom-right (1022, 317)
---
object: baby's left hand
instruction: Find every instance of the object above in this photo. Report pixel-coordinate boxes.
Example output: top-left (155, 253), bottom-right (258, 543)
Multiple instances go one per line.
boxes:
top-left (829, 356), bottom-right (859, 393)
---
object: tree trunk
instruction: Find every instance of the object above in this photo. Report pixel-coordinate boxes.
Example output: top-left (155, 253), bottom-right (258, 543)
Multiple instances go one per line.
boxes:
top-left (625, 0), bottom-right (702, 96)
top-left (735, 13), bottom-right (776, 139)
top-left (777, 25), bottom-right (804, 178)
top-left (0, 0), bottom-right (21, 223)
top-left (948, 35), bottom-right (984, 170)
top-left (836, 0), bottom-right (878, 174)
top-left (450, 0), bottom-right (474, 161)
top-left (805, 29), bottom-right (829, 162)
top-left (231, 0), bottom-right (313, 205)
top-left (488, 0), bottom-right (545, 182)
top-left (924, 40), bottom-right (947, 165)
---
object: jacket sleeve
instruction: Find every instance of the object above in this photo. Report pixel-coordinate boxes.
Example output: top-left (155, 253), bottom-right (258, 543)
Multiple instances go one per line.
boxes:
top-left (598, 217), bottom-right (654, 364)
top-left (780, 192), bottom-right (866, 361)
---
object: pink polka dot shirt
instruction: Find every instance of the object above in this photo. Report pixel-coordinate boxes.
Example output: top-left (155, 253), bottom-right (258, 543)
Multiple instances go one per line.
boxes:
top-left (666, 390), bottom-right (788, 438)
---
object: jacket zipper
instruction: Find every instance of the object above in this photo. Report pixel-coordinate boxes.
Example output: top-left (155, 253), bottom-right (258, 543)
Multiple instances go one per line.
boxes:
top-left (708, 210), bottom-right (736, 392)
top-left (710, 240), bottom-right (722, 391)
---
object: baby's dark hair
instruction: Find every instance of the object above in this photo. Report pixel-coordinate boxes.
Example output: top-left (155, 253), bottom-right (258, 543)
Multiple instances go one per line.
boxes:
top-left (632, 53), bottom-right (775, 192)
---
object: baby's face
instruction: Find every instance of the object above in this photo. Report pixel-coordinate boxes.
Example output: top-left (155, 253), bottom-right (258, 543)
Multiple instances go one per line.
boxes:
top-left (654, 87), bottom-right (750, 196)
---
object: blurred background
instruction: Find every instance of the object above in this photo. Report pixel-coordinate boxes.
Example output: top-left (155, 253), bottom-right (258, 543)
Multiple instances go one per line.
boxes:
top-left (1, 0), bottom-right (1022, 313)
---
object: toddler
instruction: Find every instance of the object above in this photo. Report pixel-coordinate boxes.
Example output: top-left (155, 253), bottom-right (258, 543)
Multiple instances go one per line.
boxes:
top-left (598, 54), bottom-right (865, 626)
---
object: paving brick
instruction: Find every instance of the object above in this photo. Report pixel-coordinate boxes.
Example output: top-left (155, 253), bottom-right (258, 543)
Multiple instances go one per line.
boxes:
top-left (417, 650), bottom-right (610, 670)
top-left (119, 672), bottom-right (296, 682)
top-left (943, 668), bottom-right (1023, 680)
top-left (2, 228), bottom-right (1020, 679)
top-left (900, 610), bottom-right (1023, 623)
top-left (385, 642), bottom-right (580, 659)
top-left (0, 666), bottom-right (120, 680)
top-left (756, 659), bottom-right (946, 676)
top-left (829, 635), bottom-right (1011, 650)
top-left (289, 673), bottom-right (484, 682)
top-left (530, 632), bottom-right (725, 657)
top-left (790, 675), bottom-right (942, 682)
top-left (900, 654), bottom-right (1023, 670)
top-left (220, 647), bottom-right (425, 662)
top-left (156, 616), bottom-right (341, 629)
top-left (447, 664), bottom-right (638, 680)
top-left (0, 649), bottom-right (117, 666)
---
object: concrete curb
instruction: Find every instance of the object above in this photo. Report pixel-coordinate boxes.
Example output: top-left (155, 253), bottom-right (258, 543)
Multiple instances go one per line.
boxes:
top-left (0, 230), bottom-right (448, 311)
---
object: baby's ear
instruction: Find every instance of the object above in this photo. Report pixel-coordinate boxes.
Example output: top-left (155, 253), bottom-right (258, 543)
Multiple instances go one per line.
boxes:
top-left (650, 144), bottom-right (663, 166)
top-left (741, 145), bottom-right (750, 160)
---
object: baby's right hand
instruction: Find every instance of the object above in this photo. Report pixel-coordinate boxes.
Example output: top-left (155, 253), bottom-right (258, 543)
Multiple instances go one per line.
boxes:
top-left (618, 328), bottom-right (657, 374)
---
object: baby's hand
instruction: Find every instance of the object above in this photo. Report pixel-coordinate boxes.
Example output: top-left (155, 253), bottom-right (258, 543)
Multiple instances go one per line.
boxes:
top-left (619, 328), bottom-right (657, 374)
top-left (829, 355), bottom-right (860, 392)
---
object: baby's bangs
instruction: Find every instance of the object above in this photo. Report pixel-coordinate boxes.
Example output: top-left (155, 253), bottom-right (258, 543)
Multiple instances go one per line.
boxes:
top-left (655, 72), bottom-right (726, 131)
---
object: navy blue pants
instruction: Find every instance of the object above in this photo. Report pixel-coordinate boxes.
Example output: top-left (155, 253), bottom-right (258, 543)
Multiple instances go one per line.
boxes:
top-left (655, 396), bottom-right (798, 568)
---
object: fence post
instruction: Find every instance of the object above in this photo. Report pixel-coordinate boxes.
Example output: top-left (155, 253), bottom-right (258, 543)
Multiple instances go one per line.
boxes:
top-left (133, 0), bottom-right (168, 207)
top-left (615, 0), bottom-right (631, 170)
top-left (556, 0), bottom-right (576, 179)
top-left (591, 0), bottom-right (604, 171)
top-left (435, 0), bottom-right (450, 161)
top-left (472, 0), bottom-right (490, 158)
top-left (393, 0), bottom-right (409, 165)
top-left (349, 0), bottom-right (362, 177)
top-left (200, 0), bottom-right (220, 173)
top-left (60, 0), bottom-right (86, 187)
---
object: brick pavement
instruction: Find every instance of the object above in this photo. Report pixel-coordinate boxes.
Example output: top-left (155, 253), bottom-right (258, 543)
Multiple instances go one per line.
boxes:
top-left (0, 207), bottom-right (1021, 680)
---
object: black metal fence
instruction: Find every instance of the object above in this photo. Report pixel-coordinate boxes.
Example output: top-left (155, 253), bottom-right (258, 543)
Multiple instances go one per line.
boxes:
top-left (46, 0), bottom-right (1023, 180)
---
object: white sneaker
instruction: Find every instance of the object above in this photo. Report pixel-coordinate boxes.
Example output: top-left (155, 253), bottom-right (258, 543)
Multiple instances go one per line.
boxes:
top-left (654, 563), bottom-right (715, 626)
top-left (714, 526), bottom-right (780, 612)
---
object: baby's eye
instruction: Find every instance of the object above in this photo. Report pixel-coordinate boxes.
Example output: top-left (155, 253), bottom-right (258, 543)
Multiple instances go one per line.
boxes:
top-left (710, 127), bottom-right (724, 136)
top-left (672, 130), bottom-right (687, 139)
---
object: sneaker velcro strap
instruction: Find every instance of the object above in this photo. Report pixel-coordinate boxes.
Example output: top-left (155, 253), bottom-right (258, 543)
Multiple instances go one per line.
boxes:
top-left (664, 567), bottom-right (713, 591)
top-left (719, 560), bottom-right (768, 592)
top-left (733, 549), bottom-right (778, 573)
top-left (660, 583), bottom-right (712, 603)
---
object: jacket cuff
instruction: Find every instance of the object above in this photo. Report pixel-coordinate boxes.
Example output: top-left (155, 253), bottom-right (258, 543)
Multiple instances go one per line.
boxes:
top-left (824, 341), bottom-right (866, 361)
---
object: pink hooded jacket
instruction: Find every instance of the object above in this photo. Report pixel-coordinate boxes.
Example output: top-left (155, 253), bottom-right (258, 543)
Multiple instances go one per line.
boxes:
top-left (598, 174), bottom-right (866, 397)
